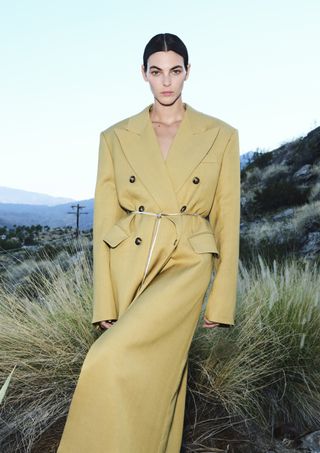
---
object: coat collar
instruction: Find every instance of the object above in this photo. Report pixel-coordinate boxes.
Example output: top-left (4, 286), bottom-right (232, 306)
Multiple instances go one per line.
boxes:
top-left (114, 102), bottom-right (220, 212)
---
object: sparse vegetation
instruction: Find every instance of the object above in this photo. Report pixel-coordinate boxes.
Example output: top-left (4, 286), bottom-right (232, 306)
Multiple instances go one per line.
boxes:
top-left (0, 239), bottom-right (319, 452)
top-left (185, 256), bottom-right (320, 452)
top-left (240, 200), bottom-right (320, 266)
top-left (252, 180), bottom-right (311, 214)
top-left (0, 237), bottom-right (96, 452)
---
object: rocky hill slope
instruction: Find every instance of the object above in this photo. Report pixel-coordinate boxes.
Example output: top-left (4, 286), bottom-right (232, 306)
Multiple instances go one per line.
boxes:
top-left (240, 126), bottom-right (320, 262)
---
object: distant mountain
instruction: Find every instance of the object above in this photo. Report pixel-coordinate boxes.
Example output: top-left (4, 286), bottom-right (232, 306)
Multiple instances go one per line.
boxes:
top-left (0, 199), bottom-right (94, 229)
top-left (240, 151), bottom-right (256, 170)
top-left (0, 186), bottom-right (74, 206)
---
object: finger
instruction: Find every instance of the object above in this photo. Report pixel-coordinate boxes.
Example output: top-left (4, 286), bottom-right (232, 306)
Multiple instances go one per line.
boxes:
top-left (204, 319), bottom-right (219, 325)
top-left (99, 321), bottom-right (113, 329)
top-left (204, 317), bottom-right (217, 324)
top-left (203, 323), bottom-right (219, 328)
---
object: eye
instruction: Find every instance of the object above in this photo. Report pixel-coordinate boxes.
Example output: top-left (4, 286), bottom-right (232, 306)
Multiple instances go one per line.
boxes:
top-left (151, 70), bottom-right (160, 76)
top-left (172, 69), bottom-right (182, 75)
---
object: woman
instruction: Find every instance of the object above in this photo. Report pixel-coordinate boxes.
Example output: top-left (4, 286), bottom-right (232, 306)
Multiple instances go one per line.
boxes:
top-left (57, 33), bottom-right (240, 453)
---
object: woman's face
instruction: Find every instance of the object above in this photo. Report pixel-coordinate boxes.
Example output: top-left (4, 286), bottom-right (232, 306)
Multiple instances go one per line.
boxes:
top-left (141, 50), bottom-right (190, 106)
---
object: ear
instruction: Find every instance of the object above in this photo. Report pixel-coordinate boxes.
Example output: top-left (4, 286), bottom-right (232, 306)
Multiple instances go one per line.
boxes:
top-left (185, 63), bottom-right (191, 80)
top-left (141, 64), bottom-right (148, 81)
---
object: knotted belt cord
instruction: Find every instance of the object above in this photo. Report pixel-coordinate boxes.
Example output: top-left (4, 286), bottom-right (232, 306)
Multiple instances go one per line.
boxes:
top-left (129, 210), bottom-right (203, 288)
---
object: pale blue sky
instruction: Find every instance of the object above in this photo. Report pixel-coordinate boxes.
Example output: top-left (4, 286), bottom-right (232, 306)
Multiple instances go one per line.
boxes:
top-left (1, 0), bottom-right (319, 200)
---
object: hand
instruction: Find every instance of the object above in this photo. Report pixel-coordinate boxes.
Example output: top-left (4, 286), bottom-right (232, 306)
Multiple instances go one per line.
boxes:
top-left (98, 319), bottom-right (117, 330)
top-left (203, 316), bottom-right (220, 329)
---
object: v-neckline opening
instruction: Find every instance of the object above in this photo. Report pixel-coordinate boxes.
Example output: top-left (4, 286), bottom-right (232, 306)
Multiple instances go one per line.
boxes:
top-left (147, 103), bottom-right (188, 163)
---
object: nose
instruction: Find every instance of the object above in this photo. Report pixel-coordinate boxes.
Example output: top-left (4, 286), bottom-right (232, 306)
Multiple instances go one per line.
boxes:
top-left (162, 73), bottom-right (172, 86)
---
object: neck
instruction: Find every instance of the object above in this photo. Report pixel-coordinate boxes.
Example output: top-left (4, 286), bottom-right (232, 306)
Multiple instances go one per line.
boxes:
top-left (149, 99), bottom-right (186, 125)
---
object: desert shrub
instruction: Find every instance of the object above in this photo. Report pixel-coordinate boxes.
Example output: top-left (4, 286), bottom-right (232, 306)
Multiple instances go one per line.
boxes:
top-left (1, 242), bottom-right (319, 452)
top-left (0, 237), bottom-right (97, 452)
top-left (242, 166), bottom-right (262, 186)
top-left (240, 230), bottom-right (302, 266)
top-left (0, 238), bottom-right (21, 250)
top-left (308, 181), bottom-right (320, 202)
top-left (34, 244), bottom-right (62, 261)
top-left (252, 180), bottom-right (311, 214)
top-left (292, 201), bottom-right (320, 235)
top-left (246, 151), bottom-right (273, 171)
top-left (185, 257), bottom-right (320, 451)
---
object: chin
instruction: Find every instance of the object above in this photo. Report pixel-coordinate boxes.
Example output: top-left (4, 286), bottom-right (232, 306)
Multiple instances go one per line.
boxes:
top-left (156, 95), bottom-right (181, 106)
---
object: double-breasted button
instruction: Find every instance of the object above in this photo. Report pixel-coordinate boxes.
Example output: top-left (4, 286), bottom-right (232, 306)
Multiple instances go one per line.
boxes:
top-left (129, 175), bottom-right (136, 183)
top-left (193, 176), bottom-right (200, 184)
top-left (135, 237), bottom-right (142, 245)
top-left (180, 205), bottom-right (187, 212)
top-left (138, 205), bottom-right (145, 212)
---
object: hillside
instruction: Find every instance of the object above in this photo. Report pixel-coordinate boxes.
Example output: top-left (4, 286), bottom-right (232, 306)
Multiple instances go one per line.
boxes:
top-left (240, 126), bottom-right (320, 262)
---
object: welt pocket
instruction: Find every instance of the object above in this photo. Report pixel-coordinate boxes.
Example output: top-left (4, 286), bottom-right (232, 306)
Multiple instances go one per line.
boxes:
top-left (103, 225), bottom-right (130, 248)
top-left (188, 232), bottom-right (219, 257)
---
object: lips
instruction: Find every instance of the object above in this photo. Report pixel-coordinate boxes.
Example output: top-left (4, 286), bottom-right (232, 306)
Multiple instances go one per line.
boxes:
top-left (161, 91), bottom-right (174, 95)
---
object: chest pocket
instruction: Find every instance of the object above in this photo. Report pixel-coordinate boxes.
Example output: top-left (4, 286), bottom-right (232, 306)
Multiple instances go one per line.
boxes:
top-left (188, 232), bottom-right (220, 258)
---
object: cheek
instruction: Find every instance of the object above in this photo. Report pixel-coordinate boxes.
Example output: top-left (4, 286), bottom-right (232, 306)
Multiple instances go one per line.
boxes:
top-left (148, 81), bottom-right (156, 92)
top-left (146, 78), bottom-right (158, 91)
top-left (176, 76), bottom-right (186, 88)
top-left (152, 80), bottom-right (164, 93)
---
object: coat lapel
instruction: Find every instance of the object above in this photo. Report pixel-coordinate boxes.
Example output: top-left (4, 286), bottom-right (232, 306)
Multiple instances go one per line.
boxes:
top-left (114, 103), bottom-right (220, 211)
top-left (165, 105), bottom-right (220, 192)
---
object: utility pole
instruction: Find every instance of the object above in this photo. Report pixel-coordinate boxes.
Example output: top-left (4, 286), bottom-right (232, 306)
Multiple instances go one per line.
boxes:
top-left (68, 203), bottom-right (88, 238)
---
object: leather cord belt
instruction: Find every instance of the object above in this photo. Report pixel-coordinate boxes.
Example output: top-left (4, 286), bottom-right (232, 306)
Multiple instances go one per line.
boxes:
top-left (129, 209), bottom-right (203, 288)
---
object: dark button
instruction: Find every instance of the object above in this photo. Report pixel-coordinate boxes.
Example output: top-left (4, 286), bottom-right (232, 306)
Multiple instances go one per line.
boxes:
top-left (180, 205), bottom-right (187, 212)
top-left (135, 237), bottom-right (142, 245)
top-left (138, 205), bottom-right (145, 212)
top-left (129, 175), bottom-right (136, 183)
top-left (193, 176), bottom-right (200, 184)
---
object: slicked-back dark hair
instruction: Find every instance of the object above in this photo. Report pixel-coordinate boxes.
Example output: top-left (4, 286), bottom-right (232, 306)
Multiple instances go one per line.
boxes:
top-left (142, 33), bottom-right (189, 72)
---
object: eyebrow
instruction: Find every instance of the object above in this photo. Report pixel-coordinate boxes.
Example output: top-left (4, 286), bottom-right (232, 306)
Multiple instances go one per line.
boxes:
top-left (149, 65), bottom-right (183, 70)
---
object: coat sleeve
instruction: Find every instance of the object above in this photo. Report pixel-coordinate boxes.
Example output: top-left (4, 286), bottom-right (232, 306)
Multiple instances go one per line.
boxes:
top-left (204, 129), bottom-right (241, 326)
top-left (92, 132), bottom-right (124, 325)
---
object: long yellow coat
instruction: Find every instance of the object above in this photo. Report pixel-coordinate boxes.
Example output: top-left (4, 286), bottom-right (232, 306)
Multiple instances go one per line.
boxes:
top-left (57, 102), bottom-right (240, 453)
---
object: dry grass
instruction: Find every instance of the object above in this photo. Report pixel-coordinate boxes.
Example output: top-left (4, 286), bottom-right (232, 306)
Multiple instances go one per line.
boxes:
top-left (185, 256), bottom-right (320, 451)
top-left (0, 240), bottom-right (319, 452)
top-left (241, 200), bottom-right (320, 248)
top-left (0, 237), bottom-right (98, 452)
top-left (291, 200), bottom-right (320, 235)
